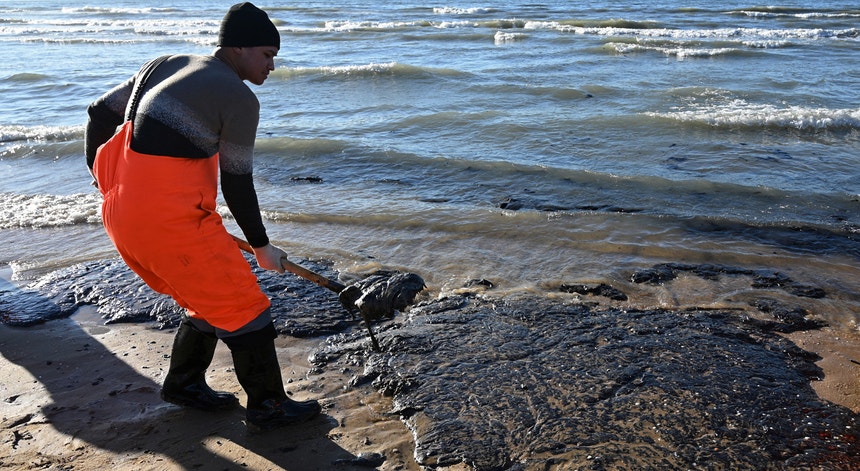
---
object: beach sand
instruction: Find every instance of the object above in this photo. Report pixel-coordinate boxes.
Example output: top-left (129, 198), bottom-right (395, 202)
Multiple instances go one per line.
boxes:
top-left (1, 297), bottom-right (858, 470)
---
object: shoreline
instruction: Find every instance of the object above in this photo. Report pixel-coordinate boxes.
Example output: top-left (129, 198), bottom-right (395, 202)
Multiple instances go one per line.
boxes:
top-left (1, 266), bottom-right (859, 470)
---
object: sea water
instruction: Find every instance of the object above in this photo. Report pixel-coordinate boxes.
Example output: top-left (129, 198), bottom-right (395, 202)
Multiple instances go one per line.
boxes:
top-left (1, 1), bottom-right (858, 329)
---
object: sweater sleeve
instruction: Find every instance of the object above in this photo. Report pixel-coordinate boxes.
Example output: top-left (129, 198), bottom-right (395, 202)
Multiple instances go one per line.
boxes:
top-left (221, 171), bottom-right (269, 248)
top-left (218, 85), bottom-right (269, 248)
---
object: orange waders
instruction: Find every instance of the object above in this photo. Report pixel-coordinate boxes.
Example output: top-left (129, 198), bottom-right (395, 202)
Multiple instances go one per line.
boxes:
top-left (93, 121), bottom-right (270, 332)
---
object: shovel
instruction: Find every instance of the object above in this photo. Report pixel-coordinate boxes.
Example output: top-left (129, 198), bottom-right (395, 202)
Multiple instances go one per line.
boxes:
top-left (231, 235), bottom-right (425, 351)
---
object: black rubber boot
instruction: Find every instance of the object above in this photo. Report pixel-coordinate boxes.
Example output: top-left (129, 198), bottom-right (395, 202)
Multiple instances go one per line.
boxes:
top-left (228, 325), bottom-right (321, 431)
top-left (160, 320), bottom-right (240, 411)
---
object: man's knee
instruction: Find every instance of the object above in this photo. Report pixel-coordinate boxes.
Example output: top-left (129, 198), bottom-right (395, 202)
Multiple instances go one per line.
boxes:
top-left (221, 322), bottom-right (277, 352)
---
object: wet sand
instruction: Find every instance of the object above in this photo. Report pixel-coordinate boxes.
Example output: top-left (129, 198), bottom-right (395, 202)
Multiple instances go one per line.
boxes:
top-left (786, 327), bottom-right (860, 414)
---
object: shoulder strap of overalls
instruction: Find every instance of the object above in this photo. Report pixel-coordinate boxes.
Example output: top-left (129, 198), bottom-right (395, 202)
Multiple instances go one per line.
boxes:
top-left (124, 54), bottom-right (171, 122)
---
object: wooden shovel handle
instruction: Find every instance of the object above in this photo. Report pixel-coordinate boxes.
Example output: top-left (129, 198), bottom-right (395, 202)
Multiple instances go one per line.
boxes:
top-left (230, 235), bottom-right (346, 294)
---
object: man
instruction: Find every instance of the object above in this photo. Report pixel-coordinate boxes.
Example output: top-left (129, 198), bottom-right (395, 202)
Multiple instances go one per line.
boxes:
top-left (84, 2), bottom-right (321, 431)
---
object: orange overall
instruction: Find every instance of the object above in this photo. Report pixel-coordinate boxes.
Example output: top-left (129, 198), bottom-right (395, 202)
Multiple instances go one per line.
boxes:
top-left (93, 120), bottom-right (270, 332)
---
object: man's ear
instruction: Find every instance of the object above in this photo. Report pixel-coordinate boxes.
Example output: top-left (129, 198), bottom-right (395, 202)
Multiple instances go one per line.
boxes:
top-left (221, 46), bottom-right (243, 57)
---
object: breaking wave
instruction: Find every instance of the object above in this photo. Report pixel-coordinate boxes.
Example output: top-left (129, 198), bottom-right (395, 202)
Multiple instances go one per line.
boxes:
top-left (0, 192), bottom-right (101, 229)
top-left (645, 102), bottom-right (860, 130)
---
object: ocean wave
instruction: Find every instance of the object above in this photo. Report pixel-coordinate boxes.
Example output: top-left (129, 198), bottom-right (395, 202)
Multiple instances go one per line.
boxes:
top-left (1, 17), bottom-right (219, 40)
top-left (313, 17), bottom-right (659, 32)
top-left (727, 7), bottom-right (860, 19)
top-left (6, 35), bottom-right (212, 48)
top-left (18, 37), bottom-right (147, 45)
top-left (255, 136), bottom-right (348, 159)
top-left (323, 20), bottom-right (431, 32)
top-left (477, 19), bottom-right (528, 29)
top-left (0, 125), bottom-right (83, 143)
top-left (558, 18), bottom-right (662, 29)
top-left (524, 21), bottom-right (856, 42)
top-left (274, 62), bottom-right (467, 80)
top-left (741, 40), bottom-right (792, 48)
top-left (494, 31), bottom-right (527, 43)
top-left (645, 102), bottom-right (860, 130)
top-left (433, 7), bottom-right (498, 15)
top-left (604, 36), bottom-right (791, 54)
top-left (3, 72), bottom-right (49, 82)
top-left (0, 192), bottom-right (101, 229)
top-left (605, 41), bottom-right (743, 58)
top-left (60, 6), bottom-right (184, 15)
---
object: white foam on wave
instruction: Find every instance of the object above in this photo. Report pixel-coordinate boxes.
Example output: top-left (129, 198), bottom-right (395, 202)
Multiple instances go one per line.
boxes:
top-left (60, 6), bottom-right (182, 15)
top-left (524, 21), bottom-right (855, 41)
top-left (0, 125), bottom-right (83, 143)
top-left (0, 192), bottom-right (102, 229)
top-left (318, 62), bottom-right (398, 74)
top-left (733, 10), bottom-right (860, 19)
top-left (435, 20), bottom-right (479, 29)
top-left (742, 39), bottom-right (791, 48)
top-left (2, 16), bottom-right (219, 40)
top-left (433, 7), bottom-right (496, 15)
top-left (606, 42), bottom-right (738, 58)
top-left (323, 20), bottom-right (423, 31)
top-left (280, 62), bottom-right (400, 78)
top-left (494, 31), bottom-right (527, 43)
top-left (645, 100), bottom-right (860, 130)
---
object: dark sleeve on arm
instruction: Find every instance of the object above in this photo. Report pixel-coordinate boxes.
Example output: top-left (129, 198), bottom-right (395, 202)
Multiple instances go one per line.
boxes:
top-left (221, 172), bottom-right (270, 248)
top-left (85, 100), bottom-right (124, 170)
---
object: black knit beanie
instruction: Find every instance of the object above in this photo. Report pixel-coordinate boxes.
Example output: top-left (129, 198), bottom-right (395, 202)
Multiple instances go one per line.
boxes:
top-left (218, 2), bottom-right (280, 48)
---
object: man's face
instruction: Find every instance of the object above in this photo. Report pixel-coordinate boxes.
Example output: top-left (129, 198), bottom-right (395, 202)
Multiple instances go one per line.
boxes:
top-left (236, 46), bottom-right (278, 85)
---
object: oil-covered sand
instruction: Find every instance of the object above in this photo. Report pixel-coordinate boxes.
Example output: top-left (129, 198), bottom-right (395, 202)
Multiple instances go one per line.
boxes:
top-left (1, 257), bottom-right (858, 470)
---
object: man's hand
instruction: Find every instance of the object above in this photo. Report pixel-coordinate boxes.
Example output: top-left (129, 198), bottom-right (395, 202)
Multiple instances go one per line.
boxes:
top-left (252, 243), bottom-right (287, 274)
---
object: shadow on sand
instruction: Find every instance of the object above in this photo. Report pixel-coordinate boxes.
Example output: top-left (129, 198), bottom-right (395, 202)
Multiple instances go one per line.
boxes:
top-left (0, 274), bottom-right (363, 470)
